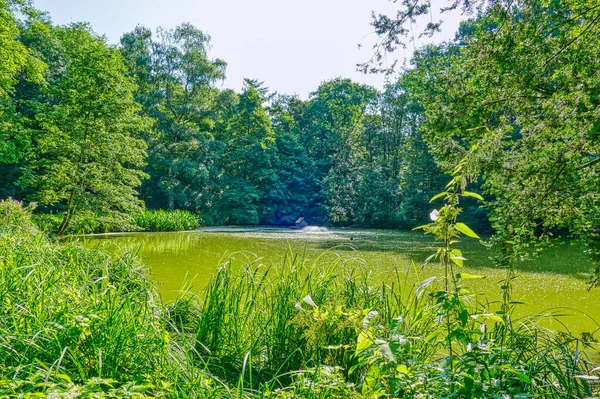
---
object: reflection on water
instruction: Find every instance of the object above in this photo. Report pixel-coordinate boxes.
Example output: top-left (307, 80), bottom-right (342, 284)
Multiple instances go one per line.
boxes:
top-left (84, 226), bottom-right (600, 335)
top-left (299, 226), bottom-right (330, 233)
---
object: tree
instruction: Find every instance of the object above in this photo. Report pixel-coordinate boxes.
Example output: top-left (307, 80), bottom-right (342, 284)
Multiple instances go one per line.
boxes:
top-left (120, 23), bottom-right (226, 211)
top-left (266, 95), bottom-right (319, 225)
top-left (304, 79), bottom-right (379, 224)
top-left (369, 0), bottom-right (600, 282)
top-left (0, 0), bottom-right (45, 198)
top-left (23, 23), bottom-right (149, 236)
top-left (215, 79), bottom-right (278, 225)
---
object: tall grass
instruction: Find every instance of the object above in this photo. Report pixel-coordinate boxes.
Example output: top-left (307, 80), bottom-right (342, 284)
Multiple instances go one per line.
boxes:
top-left (0, 200), bottom-right (208, 397)
top-left (192, 253), bottom-right (599, 398)
top-left (133, 209), bottom-right (202, 232)
top-left (1, 199), bottom-right (598, 398)
top-left (32, 209), bottom-right (202, 235)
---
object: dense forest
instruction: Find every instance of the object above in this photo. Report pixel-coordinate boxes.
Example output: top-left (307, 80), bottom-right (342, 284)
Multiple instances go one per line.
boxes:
top-left (0, 1), bottom-right (491, 234)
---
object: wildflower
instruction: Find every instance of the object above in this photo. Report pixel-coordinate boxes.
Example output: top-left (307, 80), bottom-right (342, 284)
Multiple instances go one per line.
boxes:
top-left (430, 209), bottom-right (439, 221)
top-left (303, 294), bottom-right (317, 307)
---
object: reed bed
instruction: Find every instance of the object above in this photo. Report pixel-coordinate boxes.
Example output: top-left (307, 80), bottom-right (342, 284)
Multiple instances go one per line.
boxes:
top-left (132, 209), bottom-right (202, 232)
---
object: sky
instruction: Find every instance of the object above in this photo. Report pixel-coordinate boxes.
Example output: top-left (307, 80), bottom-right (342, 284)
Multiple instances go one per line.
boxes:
top-left (32, 0), bottom-right (462, 98)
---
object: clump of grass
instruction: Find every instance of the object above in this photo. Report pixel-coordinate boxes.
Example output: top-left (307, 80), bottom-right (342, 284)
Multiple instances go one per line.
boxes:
top-left (132, 209), bottom-right (202, 232)
top-left (0, 199), bottom-right (208, 397)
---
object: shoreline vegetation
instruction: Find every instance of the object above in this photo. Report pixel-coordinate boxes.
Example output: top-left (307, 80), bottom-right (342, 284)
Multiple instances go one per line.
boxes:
top-left (32, 209), bottom-right (204, 236)
top-left (2, 0), bottom-right (600, 397)
top-left (2, 199), bottom-right (599, 398)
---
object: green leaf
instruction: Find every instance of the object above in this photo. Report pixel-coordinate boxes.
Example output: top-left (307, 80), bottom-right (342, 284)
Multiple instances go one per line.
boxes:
top-left (376, 339), bottom-right (396, 362)
top-left (450, 255), bottom-right (464, 267)
top-left (457, 273), bottom-right (485, 279)
top-left (455, 222), bottom-right (480, 239)
top-left (412, 224), bottom-right (430, 231)
top-left (505, 369), bottom-right (532, 384)
top-left (462, 191), bottom-right (484, 201)
top-left (450, 249), bottom-right (466, 267)
top-left (356, 330), bottom-right (374, 354)
top-left (429, 192), bottom-right (447, 202)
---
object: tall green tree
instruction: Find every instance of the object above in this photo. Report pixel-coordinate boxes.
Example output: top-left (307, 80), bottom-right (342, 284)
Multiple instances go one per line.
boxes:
top-left (23, 23), bottom-right (149, 235)
top-left (120, 24), bottom-right (226, 211)
top-left (304, 78), bottom-right (379, 224)
top-left (266, 94), bottom-right (319, 224)
top-left (214, 79), bottom-right (278, 224)
top-left (0, 0), bottom-right (45, 198)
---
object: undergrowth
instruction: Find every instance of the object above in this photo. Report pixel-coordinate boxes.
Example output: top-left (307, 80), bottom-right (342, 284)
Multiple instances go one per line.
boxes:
top-left (1, 198), bottom-right (598, 398)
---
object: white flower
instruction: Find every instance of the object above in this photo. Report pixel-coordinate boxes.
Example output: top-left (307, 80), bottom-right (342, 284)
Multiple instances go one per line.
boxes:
top-left (303, 294), bottom-right (317, 307)
top-left (430, 209), bottom-right (439, 221)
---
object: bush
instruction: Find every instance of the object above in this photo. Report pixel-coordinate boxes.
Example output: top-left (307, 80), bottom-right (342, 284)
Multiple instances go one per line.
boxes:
top-left (32, 209), bottom-right (202, 235)
top-left (32, 211), bottom-right (140, 235)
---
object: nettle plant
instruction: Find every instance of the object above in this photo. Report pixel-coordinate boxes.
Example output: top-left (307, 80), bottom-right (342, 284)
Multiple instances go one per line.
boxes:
top-left (354, 158), bottom-right (542, 398)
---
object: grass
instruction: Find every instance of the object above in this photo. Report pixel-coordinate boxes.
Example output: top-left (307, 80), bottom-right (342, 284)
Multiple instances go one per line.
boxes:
top-left (132, 209), bottom-right (202, 232)
top-left (32, 208), bottom-right (202, 235)
top-left (1, 198), bottom-right (598, 398)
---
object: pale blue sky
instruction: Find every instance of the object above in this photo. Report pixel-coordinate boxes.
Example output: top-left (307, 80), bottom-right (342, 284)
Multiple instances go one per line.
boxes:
top-left (33, 0), bottom-right (460, 98)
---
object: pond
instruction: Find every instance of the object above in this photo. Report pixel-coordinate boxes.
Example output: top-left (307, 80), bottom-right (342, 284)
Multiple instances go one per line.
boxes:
top-left (84, 226), bottom-right (600, 336)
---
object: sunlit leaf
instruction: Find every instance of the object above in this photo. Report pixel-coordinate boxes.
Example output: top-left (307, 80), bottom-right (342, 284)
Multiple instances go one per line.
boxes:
top-left (455, 222), bottom-right (480, 239)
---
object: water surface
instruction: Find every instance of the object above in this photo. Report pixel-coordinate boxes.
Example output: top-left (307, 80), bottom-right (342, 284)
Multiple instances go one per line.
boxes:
top-left (85, 226), bottom-right (600, 336)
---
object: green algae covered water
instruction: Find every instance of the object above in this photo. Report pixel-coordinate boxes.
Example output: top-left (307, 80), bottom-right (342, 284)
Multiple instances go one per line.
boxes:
top-left (83, 226), bottom-right (600, 336)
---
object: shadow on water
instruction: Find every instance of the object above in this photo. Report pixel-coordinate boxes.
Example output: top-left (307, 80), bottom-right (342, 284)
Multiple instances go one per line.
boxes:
top-left (312, 233), bottom-right (592, 278)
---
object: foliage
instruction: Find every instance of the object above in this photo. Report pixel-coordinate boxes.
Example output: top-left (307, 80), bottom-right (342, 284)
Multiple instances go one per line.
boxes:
top-left (32, 209), bottom-right (201, 235)
top-left (368, 0), bottom-right (600, 282)
top-left (120, 24), bottom-right (226, 212)
top-left (213, 79), bottom-right (279, 225)
top-left (0, 200), bottom-right (201, 397)
top-left (2, 3), bottom-right (455, 231)
top-left (15, 22), bottom-right (149, 236)
top-left (0, 0), bottom-right (45, 166)
top-left (32, 211), bottom-right (140, 235)
top-left (1, 200), bottom-right (598, 398)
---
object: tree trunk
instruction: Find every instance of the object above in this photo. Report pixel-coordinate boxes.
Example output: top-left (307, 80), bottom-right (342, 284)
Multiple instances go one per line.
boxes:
top-left (57, 189), bottom-right (76, 237)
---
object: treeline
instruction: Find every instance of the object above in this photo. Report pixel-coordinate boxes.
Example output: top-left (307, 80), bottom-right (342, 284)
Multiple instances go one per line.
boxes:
top-left (1, 1), bottom-right (479, 233)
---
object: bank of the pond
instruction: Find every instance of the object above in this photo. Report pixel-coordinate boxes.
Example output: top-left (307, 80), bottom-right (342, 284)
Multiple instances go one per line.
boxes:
top-left (33, 209), bottom-right (203, 235)
top-left (83, 226), bottom-right (600, 336)
top-left (2, 200), bottom-right (599, 398)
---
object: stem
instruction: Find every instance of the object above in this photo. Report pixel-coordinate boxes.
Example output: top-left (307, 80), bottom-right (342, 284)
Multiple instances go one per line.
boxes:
top-left (444, 228), bottom-right (453, 358)
top-left (57, 189), bottom-right (76, 237)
